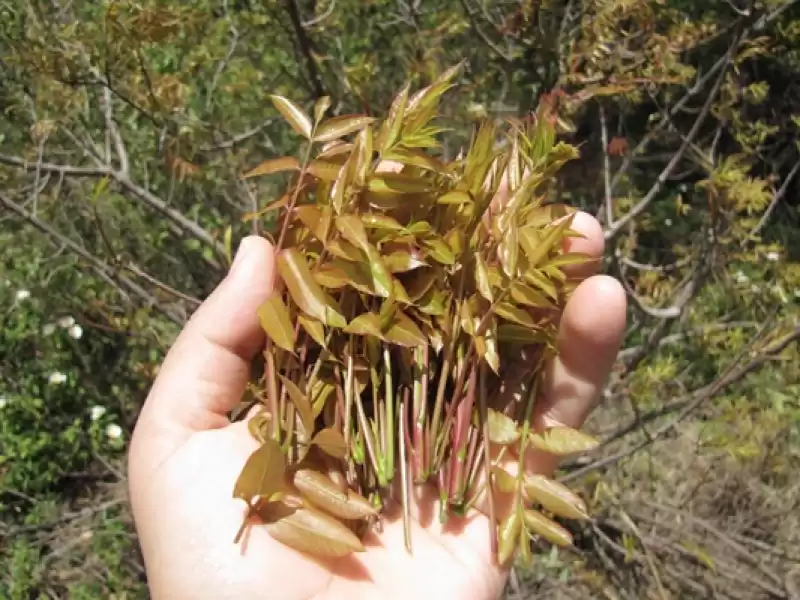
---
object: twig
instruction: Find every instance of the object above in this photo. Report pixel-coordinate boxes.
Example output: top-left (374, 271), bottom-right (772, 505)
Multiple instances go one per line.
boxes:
top-left (302, 0), bottom-right (336, 27)
top-left (559, 324), bottom-right (800, 483)
top-left (752, 159), bottom-right (800, 235)
top-left (604, 55), bottom-right (731, 241)
top-left (283, 0), bottom-right (326, 98)
top-left (599, 105), bottom-right (614, 226)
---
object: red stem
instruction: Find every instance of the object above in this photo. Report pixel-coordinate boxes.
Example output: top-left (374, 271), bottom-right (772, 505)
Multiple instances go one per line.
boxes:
top-left (447, 367), bottom-right (477, 505)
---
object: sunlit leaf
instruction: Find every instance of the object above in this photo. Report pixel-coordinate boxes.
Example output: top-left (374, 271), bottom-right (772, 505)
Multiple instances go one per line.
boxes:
top-left (292, 468), bottom-right (378, 519)
top-left (494, 303), bottom-right (537, 328)
top-left (437, 190), bottom-right (472, 205)
top-left (546, 252), bottom-right (596, 269)
top-left (422, 236), bottom-right (455, 265)
top-left (248, 411), bottom-right (271, 444)
top-left (315, 115), bottom-right (377, 143)
top-left (510, 282), bottom-right (555, 309)
top-left (233, 439), bottom-right (286, 504)
top-left (497, 324), bottom-right (548, 344)
top-left (384, 147), bottom-right (449, 173)
top-left (380, 82), bottom-right (410, 151)
top-left (314, 259), bottom-right (375, 295)
top-left (475, 254), bottom-right (493, 302)
top-left (367, 173), bottom-right (433, 194)
top-left (529, 426), bottom-right (600, 456)
top-left (523, 509), bottom-right (573, 547)
top-left (270, 95), bottom-right (312, 139)
top-left (487, 409), bottom-right (520, 445)
top-left (326, 238), bottom-right (363, 261)
top-left (498, 224), bottom-right (519, 277)
top-left (277, 249), bottom-right (347, 328)
top-left (335, 215), bottom-right (369, 249)
top-left (312, 427), bottom-right (348, 459)
top-left (492, 465), bottom-right (516, 493)
top-left (520, 215), bottom-right (574, 267)
top-left (384, 311), bottom-right (427, 347)
top-left (298, 315), bottom-right (326, 348)
top-left (361, 214), bottom-right (405, 231)
top-left (308, 160), bottom-right (343, 181)
top-left (344, 312), bottom-right (383, 338)
top-left (523, 474), bottom-right (589, 520)
top-left (314, 96), bottom-right (332, 123)
top-left (295, 205), bottom-right (332, 243)
top-left (497, 509), bottom-right (522, 565)
top-left (243, 156), bottom-right (299, 179)
top-left (279, 375), bottom-right (314, 437)
top-left (384, 251), bottom-right (427, 273)
top-left (524, 269), bottom-right (559, 301)
top-left (257, 294), bottom-right (296, 353)
top-left (259, 502), bottom-right (365, 557)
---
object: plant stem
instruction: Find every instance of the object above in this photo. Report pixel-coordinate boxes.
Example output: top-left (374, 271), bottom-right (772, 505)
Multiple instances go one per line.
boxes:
top-left (275, 125), bottom-right (317, 252)
top-left (478, 362), bottom-right (498, 556)
top-left (343, 349), bottom-right (354, 449)
top-left (412, 346), bottom-right (425, 482)
top-left (265, 346), bottom-right (280, 441)
top-left (448, 366), bottom-right (477, 505)
top-left (383, 346), bottom-right (395, 482)
top-left (399, 393), bottom-right (412, 552)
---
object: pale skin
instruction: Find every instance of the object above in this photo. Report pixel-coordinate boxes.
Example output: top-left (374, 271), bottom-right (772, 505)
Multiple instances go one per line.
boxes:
top-left (128, 209), bottom-right (627, 600)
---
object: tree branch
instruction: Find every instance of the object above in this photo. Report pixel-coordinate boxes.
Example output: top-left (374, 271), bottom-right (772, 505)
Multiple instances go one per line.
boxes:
top-left (284, 0), bottom-right (326, 98)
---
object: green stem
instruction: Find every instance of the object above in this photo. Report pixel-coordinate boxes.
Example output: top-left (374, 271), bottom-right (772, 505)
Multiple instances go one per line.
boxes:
top-left (383, 346), bottom-right (395, 482)
top-left (478, 362), bottom-right (497, 556)
top-left (399, 394), bottom-right (412, 552)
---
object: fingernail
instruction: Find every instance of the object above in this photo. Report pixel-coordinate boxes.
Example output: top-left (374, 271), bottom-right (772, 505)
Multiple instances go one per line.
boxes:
top-left (230, 236), bottom-right (257, 275)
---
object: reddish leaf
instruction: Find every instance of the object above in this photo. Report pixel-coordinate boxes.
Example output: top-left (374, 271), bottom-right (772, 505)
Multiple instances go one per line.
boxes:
top-left (243, 156), bottom-right (299, 179)
top-left (315, 115), bottom-right (377, 143)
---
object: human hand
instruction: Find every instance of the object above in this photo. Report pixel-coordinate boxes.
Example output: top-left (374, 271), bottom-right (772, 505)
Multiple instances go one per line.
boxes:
top-left (128, 211), bottom-right (626, 600)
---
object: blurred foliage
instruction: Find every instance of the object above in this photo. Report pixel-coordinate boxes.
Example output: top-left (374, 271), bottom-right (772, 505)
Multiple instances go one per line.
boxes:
top-left (0, 0), bottom-right (798, 598)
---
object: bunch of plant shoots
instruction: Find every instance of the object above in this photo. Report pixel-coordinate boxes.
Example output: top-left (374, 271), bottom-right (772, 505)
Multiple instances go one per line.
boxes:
top-left (232, 64), bottom-right (600, 566)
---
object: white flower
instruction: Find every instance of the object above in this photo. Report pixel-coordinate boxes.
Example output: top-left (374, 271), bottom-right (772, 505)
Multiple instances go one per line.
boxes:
top-left (42, 323), bottom-right (56, 336)
top-left (58, 315), bottom-right (75, 328)
top-left (735, 271), bottom-right (750, 284)
top-left (90, 405), bottom-right (106, 421)
top-left (0, 397), bottom-right (7, 409)
top-left (68, 324), bottom-right (83, 340)
top-left (664, 218), bottom-right (673, 226)
top-left (48, 372), bottom-right (67, 385)
top-left (15, 289), bottom-right (31, 302)
top-left (766, 251), bottom-right (780, 262)
top-left (105, 424), bottom-right (123, 440)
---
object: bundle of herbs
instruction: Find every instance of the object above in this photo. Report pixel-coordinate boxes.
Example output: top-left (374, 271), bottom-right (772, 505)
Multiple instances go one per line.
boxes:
top-left (233, 64), bottom-right (599, 566)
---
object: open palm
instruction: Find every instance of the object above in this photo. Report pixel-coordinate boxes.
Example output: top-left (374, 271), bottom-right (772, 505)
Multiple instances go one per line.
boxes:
top-left (128, 211), bottom-right (626, 600)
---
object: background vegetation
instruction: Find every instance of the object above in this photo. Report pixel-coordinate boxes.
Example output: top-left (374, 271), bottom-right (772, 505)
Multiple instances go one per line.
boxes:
top-left (1, 0), bottom-right (798, 598)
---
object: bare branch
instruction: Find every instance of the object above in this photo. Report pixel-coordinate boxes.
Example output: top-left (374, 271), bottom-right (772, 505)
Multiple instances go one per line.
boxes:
top-left (0, 192), bottom-right (185, 325)
top-left (752, 159), bottom-right (800, 235)
top-left (599, 105), bottom-right (614, 226)
top-left (302, 0), bottom-right (337, 27)
top-left (284, 0), bottom-right (326, 98)
top-left (605, 56), bottom-right (730, 241)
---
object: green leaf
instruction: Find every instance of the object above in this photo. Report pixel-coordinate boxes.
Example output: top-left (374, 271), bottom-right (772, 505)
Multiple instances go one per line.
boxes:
top-left (520, 215), bottom-right (575, 268)
top-left (257, 294), bottom-right (296, 353)
top-left (523, 474), bottom-right (588, 520)
top-left (314, 259), bottom-right (375, 295)
top-left (277, 249), bottom-right (347, 328)
top-left (523, 510), bottom-right (573, 547)
top-left (298, 315), bottom-right (326, 348)
top-left (494, 303), bottom-right (537, 328)
top-left (523, 269), bottom-right (559, 301)
top-left (270, 95), bottom-right (312, 139)
top-left (487, 409), bottom-right (520, 445)
top-left (233, 439), bottom-right (286, 504)
top-left (361, 214), bottom-right (405, 231)
top-left (497, 324), bottom-right (548, 344)
top-left (243, 156), bottom-right (300, 179)
top-left (475, 254), bottom-right (493, 302)
top-left (492, 465), bottom-right (517, 493)
top-left (384, 311), bottom-right (427, 347)
top-left (344, 312), bottom-right (383, 338)
top-left (383, 147), bottom-right (449, 173)
top-left (315, 115), bottom-right (377, 143)
top-left (367, 173), bottom-right (433, 194)
top-left (437, 190), bottom-right (472, 205)
top-left (335, 215), bottom-right (370, 249)
top-left (497, 509), bottom-right (522, 565)
top-left (314, 96), bottom-right (332, 123)
top-left (312, 428), bottom-right (348, 459)
top-left (380, 82), bottom-right (410, 151)
top-left (279, 375), bottom-right (315, 438)
top-left (529, 426), bottom-right (600, 456)
top-left (364, 246), bottom-right (392, 298)
top-left (498, 224), bottom-right (519, 277)
top-left (422, 236), bottom-right (455, 265)
top-left (510, 282), bottom-right (555, 309)
top-left (384, 251), bottom-right (427, 273)
top-left (546, 252), bottom-right (596, 269)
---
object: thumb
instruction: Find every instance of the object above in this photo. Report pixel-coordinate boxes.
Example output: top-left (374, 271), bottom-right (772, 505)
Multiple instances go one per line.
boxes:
top-left (133, 235), bottom-right (275, 446)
